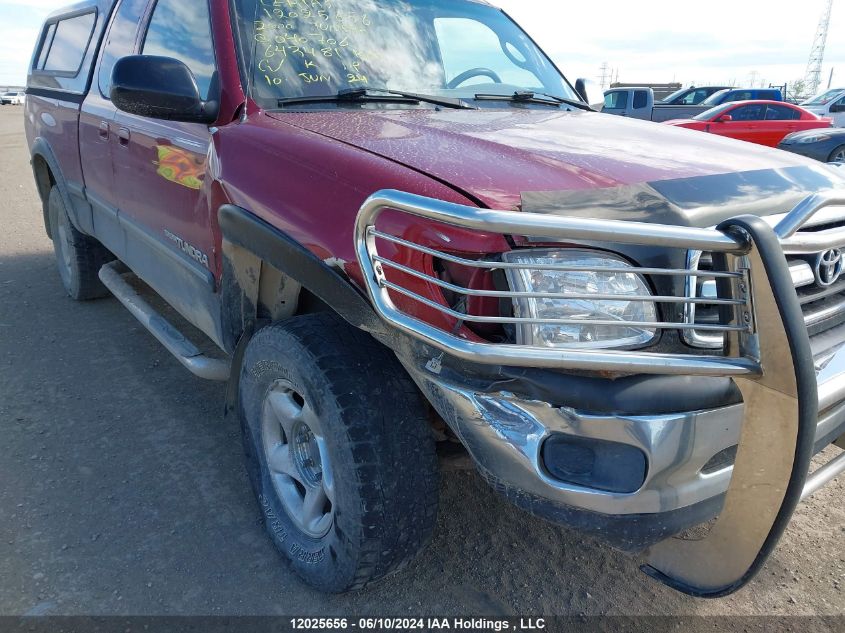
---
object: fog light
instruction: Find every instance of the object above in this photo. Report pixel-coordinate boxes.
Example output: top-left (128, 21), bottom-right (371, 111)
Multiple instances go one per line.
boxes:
top-left (542, 435), bottom-right (647, 494)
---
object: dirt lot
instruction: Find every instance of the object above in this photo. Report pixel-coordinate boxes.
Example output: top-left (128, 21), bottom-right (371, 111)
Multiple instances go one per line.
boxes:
top-left (0, 106), bottom-right (843, 619)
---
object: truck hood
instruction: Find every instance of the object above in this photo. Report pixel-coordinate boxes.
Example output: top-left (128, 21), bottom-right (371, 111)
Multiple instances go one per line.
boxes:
top-left (269, 108), bottom-right (845, 225)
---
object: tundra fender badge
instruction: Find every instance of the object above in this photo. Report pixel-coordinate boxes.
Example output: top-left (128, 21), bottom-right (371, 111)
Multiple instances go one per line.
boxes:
top-left (642, 216), bottom-right (817, 598)
top-left (164, 229), bottom-right (210, 268)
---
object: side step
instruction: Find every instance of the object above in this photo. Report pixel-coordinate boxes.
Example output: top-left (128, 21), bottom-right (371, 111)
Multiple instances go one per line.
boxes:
top-left (99, 262), bottom-right (230, 382)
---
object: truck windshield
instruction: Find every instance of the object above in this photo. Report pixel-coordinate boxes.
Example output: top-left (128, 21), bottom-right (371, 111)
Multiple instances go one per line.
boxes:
top-left (802, 89), bottom-right (845, 106)
top-left (659, 88), bottom-right (688, 104)
top-left (700, 90), bottom-right (730, 107)
top-left (232, 0), bottom-right (577, 108)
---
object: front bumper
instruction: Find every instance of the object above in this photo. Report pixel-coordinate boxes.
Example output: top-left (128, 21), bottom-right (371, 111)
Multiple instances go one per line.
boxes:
top-left (403, 357), bottom-right (844, 548)
top-left (356, 188), bottom-right (845, 596)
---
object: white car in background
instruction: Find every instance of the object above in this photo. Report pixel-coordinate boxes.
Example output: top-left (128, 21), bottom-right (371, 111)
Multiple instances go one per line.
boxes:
top-left (1, 92), bottom-right (25, 105)
top-left (801, 88), bottom-right (845, 127)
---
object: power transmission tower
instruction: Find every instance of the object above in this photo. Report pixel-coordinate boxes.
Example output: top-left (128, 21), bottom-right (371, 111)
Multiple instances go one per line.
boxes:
top-left (803, 0), bottom-right (834, 97)
top-left (599, 62), bottom-right (611, 90)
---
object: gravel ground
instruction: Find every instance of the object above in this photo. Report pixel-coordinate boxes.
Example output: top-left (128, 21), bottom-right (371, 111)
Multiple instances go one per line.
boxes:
top-left (0, 106), bottom-right (843, 619)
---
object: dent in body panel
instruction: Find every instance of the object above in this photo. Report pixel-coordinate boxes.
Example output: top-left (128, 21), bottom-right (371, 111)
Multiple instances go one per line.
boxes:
top-left (214, 113), bottom-right (507, 293)
top-left (521, 166), bottom-right (845, 227)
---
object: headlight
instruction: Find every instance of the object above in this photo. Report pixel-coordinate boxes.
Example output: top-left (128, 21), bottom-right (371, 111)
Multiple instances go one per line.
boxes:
top-left (796, 134), bottom-right (832, 144)
top-left (502, 249), bottom-right (658, 350)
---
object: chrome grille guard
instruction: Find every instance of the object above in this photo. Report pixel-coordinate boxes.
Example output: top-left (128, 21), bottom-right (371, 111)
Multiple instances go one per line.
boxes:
top-left (355, 189), bottom-right (845, 598)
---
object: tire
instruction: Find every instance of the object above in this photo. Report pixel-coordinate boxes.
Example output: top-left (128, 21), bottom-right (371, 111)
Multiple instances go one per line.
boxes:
top-left (47, 186), bottom-right (113, 300)
top-left (239, 313), bottom-right (440, 592)
top-left (829, 145), bottom-right (845, 164)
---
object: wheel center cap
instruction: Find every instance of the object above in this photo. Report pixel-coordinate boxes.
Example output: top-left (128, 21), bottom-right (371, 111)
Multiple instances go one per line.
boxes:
top-left (291, 423), bottom-right (322, 488)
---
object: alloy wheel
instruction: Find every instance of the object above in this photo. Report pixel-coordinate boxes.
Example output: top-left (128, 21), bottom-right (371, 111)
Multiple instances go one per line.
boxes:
top-left (260, 380), bottom-right (335, 538)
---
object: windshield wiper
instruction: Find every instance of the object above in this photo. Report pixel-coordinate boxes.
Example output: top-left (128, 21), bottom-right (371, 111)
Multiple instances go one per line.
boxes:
top-left (474, 91), bottom-right (593, 111)
top-left (278, 87), bottom-right (475, 110)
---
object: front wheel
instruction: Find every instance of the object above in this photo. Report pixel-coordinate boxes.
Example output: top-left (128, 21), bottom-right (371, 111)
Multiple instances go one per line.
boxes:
top-left (829, 144), bottom-right (845, 164)
top-left (238, 313), bottom-right (440, 592)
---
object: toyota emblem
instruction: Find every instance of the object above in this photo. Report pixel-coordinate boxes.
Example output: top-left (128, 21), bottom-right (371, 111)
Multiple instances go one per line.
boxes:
top-left (814, 249), bottom-right (844, 287)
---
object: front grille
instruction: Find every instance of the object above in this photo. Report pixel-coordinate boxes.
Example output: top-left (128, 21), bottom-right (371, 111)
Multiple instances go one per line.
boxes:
top-left (689, 246), bottom-right (845, 359)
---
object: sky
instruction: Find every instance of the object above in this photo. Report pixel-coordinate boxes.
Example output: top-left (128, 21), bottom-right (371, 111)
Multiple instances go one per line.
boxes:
top-left (1, 0), bottom-right (843, 92)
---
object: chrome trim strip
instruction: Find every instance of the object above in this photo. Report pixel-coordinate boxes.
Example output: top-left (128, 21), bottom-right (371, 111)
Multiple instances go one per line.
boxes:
top-left (381, 279), bottom-right (747, 331)
top-left (817, 345), bottom-right (845, 410)
top-left (774, 193), bottom-right (845, 239)
top-left (375, 255), bottom-right (744, 305)
top-left (370, 229), bottom-right (745, 277)
top-left (804, 295), bottom-right (845, 328)
top-left (790, 261), bottom-right (816, 289)
top-left (362, 192), bottom-right (746, 252)
top-left (782, 228), bottom-right (845, 254)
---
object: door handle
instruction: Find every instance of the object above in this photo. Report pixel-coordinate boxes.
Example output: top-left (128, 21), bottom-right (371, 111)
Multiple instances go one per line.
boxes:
top-left (98, 121), bottom-right (109, 140)
top-left (118, 127), bottom-right (131, 146)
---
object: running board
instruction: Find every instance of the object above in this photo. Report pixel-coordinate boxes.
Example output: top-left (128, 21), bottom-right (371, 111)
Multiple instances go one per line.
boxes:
top-left (99, 262), bottom-right (230, 382)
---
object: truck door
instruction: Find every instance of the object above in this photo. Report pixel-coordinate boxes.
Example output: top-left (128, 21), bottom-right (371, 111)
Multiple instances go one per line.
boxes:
top-left (630, 89), bottom-right (652, 120)
top-left (602, 90), bottom-right (630, 117)
top-left (79, 0), bottom-right (149, 254)
top-left (111, 0), bottom-right (219, 333)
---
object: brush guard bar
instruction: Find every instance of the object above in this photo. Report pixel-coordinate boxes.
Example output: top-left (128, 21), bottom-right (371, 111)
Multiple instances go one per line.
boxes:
top-left (354, 190), bottom-right (845, 597)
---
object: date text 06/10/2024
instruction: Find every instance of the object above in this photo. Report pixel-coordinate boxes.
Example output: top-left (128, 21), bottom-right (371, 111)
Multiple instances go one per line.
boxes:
top-left (289, 618), bottom-right (547, 631)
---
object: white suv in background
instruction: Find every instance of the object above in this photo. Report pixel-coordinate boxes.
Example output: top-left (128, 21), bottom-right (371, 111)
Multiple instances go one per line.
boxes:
top-left (802, 88), bottom-right (845, 127)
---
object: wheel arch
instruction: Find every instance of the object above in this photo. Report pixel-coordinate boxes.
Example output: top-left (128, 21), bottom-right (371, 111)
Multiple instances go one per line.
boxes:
top-left (29, 138), bottom-right (63, 239)
top-left (217, 204), bottom-right (392, 411)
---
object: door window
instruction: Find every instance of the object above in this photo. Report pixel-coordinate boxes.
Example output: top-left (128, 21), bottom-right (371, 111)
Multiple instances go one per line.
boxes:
top-left (40, 12), bottom-right (97, 74)
top-left (98, 0), bottom-right (149, 99)
top-left (142, 0), bottom-right (217, 100)
top-left (764, 105), bottom-right (800, 120)
top-left (728, 104), bottom-right (766, 121)
top-left (604, 91), bottom-right (628, 110)
top-left (633, 90), bottom-right (648, 109)
top-left (35, 23), bottom-right (58, 71)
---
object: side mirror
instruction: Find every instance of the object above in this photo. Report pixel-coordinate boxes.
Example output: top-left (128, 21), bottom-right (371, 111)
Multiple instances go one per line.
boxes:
top-left (717, 114), bottom-right (733, 122)
top-left (575, 78), bottom-right (589, 103)
top-left (110, 55), bottom-right (218, 124)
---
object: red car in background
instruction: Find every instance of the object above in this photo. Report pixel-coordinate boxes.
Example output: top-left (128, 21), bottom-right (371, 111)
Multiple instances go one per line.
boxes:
top-left (665, 100), bottom-right (831, 147)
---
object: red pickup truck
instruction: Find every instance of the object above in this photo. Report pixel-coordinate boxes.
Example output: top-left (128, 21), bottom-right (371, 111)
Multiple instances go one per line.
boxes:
top-left (26, 0), bottom-right (845, 596)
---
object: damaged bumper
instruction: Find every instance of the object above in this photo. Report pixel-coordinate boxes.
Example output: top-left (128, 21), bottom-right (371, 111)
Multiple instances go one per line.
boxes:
top-left (355, 187), bottom-right (845, 597)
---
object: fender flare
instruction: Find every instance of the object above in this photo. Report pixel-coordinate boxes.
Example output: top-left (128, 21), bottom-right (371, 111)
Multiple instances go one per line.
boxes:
top-left (217, 204), bottom-right (390, 348)
top-left (29, 137), bottom-right (83, 238)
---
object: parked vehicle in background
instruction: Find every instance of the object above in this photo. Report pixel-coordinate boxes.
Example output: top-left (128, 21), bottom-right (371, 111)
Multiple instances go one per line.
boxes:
top-left (800, 88), bottom-right (845, 128)
top-left (665, 101), bottom-right (830, 147)
top-left (1, 91), bottom-right (26, 105)
top-left (701, 88), bottom-right (784, 107)
top-left (658, 85), bottom-right (732, 105)
top-left (779, 127), bottom-right (845, 163)
top-left (25, 0), bottom-right (845, 599)
top-left (602, 86), bottom-right (784, 122)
